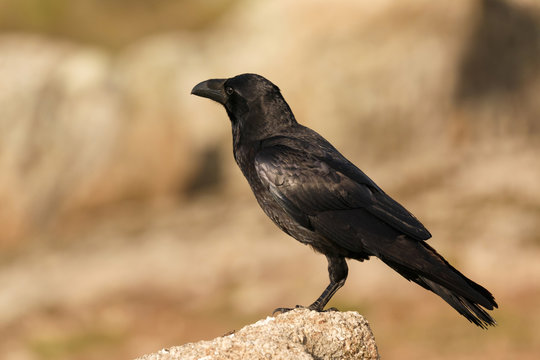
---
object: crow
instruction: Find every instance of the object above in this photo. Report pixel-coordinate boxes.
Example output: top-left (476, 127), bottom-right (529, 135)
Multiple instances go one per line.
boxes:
top-left (191, 73), bottom-right (497, 328)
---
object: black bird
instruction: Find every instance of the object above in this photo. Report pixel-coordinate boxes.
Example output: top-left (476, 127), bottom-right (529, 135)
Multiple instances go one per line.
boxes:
top-left (191, 73), bottom-right (497, 328)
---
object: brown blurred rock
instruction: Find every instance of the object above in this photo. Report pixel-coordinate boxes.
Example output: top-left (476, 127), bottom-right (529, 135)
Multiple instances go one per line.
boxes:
top-left (135, 309), bottom-right (379, 360)
top-left (0, 34), bottom-right (219, 244)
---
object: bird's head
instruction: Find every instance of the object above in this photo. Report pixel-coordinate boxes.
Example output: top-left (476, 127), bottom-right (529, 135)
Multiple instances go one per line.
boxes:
top-left (191, 73), bottom-right (296, 142)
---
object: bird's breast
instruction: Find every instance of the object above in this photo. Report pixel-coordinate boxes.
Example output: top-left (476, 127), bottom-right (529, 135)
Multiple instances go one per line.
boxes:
top-left (234, 144), bottom-right (309, 240)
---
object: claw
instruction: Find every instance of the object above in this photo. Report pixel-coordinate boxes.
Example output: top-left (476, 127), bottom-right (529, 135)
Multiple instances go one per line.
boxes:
top-left (272, 305), bottom-right (305, 315)
top-left (273, 304), bottom-right (339, 315)
top-left (308, 303), bottom-right (339, 312)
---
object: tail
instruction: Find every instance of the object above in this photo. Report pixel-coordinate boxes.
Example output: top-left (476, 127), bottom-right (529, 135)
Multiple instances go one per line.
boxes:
top-left (378, 237), bottom-right (498, 328)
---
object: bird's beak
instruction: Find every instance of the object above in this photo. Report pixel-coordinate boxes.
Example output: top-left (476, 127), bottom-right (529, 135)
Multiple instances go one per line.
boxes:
top-left (191, 78), bottom-right (227, 105)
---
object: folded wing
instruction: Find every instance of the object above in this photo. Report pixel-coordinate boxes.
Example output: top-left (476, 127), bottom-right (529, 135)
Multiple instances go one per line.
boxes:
top-left (254, 144), bottom-right (431, 249)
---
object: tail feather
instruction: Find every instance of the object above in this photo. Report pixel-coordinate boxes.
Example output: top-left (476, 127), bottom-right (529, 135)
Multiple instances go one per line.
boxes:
top-left (421, 277), bottom-right (496, 328)
top-left (377, 238), bottom-right (497, 328)
top-left (419, 242), bottom-right (498, 311)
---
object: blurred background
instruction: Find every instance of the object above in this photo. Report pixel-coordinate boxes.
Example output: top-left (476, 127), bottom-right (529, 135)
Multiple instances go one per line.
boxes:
top-left (0, 0), bottom-right (539, 359)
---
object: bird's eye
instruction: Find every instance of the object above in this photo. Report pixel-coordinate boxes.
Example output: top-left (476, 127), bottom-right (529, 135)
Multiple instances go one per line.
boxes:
top-left (225, 87), bottom-right (234, 95)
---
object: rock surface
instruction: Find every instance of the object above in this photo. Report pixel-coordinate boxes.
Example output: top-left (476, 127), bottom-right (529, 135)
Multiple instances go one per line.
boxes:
top-left (136, 309), bottom-right (379, 360)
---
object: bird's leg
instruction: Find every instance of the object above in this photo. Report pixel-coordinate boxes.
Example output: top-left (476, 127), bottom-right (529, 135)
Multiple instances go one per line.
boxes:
top-left (308, 255), bottom-right (348, 311)
top-left (273, 255), bottom-right (348, 315)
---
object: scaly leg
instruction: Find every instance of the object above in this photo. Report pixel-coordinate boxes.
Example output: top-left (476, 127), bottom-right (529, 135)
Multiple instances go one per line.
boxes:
top-left (273, 255), bottom-right (348, 314)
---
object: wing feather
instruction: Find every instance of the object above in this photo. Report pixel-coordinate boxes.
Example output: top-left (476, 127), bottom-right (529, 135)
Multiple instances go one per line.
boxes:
top-left (255, 144), bottom-right (431, 242)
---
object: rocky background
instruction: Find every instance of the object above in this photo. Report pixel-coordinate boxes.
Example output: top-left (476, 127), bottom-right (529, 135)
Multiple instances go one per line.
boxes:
top-left (0, 0), bottom-right (539, 359)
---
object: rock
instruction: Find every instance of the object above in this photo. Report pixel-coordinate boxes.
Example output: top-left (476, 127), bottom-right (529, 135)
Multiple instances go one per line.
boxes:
top-left (135, 309), bottom-right (379, 360)
top-left (0, 34), bottom-right (213, 244)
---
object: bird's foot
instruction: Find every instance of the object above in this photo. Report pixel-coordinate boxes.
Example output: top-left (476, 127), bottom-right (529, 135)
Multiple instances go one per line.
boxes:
top-left (272, 305), bottom-right (305, 315)
top-left (272, 304), bottom-right (339, 316)
top-left (307, 300), bottom-right (339, 312)
top-left (320, 307), bottom-right (339, 312)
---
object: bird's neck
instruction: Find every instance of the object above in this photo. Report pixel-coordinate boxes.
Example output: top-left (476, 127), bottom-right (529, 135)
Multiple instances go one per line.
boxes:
top-left (234, 102), bottom-right (296, 142)
top-left (230, 95), bottom-right (298, 169)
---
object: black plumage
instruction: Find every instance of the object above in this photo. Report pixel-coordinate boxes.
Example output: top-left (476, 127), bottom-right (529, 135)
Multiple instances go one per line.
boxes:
top-left (191, 73), bottom-right (497, 328)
